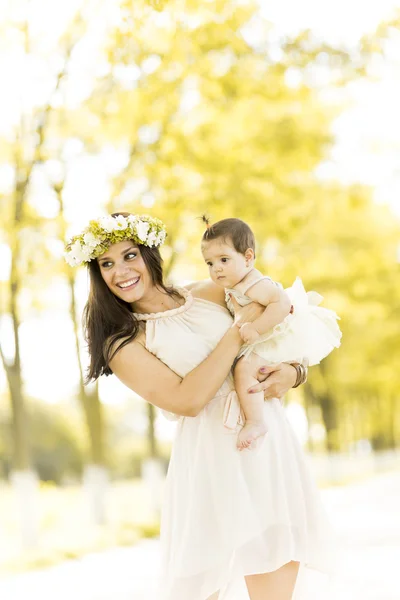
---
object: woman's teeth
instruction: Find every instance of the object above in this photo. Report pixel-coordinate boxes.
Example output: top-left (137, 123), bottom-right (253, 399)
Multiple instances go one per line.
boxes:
top-left (118, 277), bottom-right (139, 289)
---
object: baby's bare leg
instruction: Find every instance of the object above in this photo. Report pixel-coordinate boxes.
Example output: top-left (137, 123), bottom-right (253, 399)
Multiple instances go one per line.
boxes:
top-left (234, 354), bottom-right (268, 451)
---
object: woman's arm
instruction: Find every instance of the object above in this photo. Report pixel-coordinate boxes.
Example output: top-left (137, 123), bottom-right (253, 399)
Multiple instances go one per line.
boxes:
top-left (110, 329), bottom-right (241, 417)
top-left (109, 295), bottom-right (264, 418)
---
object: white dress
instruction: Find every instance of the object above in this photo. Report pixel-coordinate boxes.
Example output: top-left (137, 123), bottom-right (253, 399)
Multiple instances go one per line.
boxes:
top-left (133, 289), bottom-right (335, 600)
top-left (226, 275), bottom-right (342, 366)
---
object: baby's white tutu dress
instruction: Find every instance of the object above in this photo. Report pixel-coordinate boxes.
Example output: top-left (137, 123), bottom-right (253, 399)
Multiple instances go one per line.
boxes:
top-left (226, 275), bottom-right (342, 366)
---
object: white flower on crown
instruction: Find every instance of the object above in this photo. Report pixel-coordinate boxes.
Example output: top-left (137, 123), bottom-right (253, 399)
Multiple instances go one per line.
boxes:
top-left (64, 250), bottom-right (80, 267)
top-left (112, 215), bottom-right (128, 230)
top-left (136, 220), bottom-right (150, 242)
top-left (146, 231), bottom-right (157, 247)
top-left (83, 231), bottom-right (101, 248)
top-left (65, 240), bottom-right (91, 266)
top-left (98, 215), bottom-right (117, 233)
top-left (156, 230), bottom-right (166, 245)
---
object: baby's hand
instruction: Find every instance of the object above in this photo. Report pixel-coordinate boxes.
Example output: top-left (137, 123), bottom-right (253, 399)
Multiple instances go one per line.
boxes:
top-left (239, 322), bottom-right (260, 344)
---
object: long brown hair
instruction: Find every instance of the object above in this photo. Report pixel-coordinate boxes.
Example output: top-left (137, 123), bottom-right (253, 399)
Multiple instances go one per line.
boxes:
top-left (82, 212), bottom-right (177, 382)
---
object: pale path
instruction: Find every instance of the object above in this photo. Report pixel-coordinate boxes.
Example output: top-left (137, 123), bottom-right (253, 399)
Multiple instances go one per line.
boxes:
top-left (323, 470), bottom-right (400, 600)
top-left (1, 471), bottom-right (399, 600)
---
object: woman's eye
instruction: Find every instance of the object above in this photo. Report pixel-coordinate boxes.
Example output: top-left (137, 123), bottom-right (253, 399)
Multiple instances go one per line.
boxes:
top-left (125, 252), bottom-right (137, 259)
top-left (101, 261), bottom-right (112, 268)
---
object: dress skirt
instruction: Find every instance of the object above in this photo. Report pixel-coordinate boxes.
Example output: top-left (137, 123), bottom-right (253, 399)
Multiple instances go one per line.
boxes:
top-left (159, 383), bottom-right (334, 600)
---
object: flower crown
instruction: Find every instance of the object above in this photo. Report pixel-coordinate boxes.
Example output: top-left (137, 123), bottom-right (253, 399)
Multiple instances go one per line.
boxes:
top-left (64, 214), bottom-right (167, 267)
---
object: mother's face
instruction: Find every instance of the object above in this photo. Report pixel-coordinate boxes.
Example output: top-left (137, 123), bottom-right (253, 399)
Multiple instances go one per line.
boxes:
top-left (96, 240), bottom-right (152, 304)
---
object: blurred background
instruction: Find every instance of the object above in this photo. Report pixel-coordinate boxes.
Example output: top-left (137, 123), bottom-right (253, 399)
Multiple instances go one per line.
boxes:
top-left (0, 0), bottom-right (400, 598)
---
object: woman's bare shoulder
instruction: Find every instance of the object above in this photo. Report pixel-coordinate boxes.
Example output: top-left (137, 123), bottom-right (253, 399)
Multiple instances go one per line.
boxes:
top-left (184, 279), bottom-right (226, 307)
top-left (106, 325), bottom-right (146, 357)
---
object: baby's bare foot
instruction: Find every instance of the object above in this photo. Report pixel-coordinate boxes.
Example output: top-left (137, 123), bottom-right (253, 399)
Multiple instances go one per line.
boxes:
top-left (237, 421), bottom-right (268, 451)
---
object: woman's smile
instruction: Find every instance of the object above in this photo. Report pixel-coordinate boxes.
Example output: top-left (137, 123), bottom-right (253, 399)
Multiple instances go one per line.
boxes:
top-left (116, 276), bottom-right (141, 290)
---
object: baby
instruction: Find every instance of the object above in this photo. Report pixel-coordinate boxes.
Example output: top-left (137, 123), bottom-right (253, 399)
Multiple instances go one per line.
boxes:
top-left (201, 217), bottom-right (341, 451)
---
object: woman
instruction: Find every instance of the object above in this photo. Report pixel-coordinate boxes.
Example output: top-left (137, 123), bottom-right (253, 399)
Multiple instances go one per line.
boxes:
top-left (65, 213), bottom-right (330, 600)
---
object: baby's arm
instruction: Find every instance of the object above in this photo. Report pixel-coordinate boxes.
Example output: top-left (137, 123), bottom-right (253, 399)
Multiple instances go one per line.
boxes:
top-left (239, 279), bottom-right (292, 344)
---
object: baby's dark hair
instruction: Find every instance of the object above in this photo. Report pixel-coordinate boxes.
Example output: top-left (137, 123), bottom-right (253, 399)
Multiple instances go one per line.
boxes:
top-left (201, 216), bottom-right (256, 257)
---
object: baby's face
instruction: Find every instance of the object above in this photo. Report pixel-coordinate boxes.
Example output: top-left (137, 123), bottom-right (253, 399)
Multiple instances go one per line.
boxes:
top-left (201, 238), bottom-right (252, 288)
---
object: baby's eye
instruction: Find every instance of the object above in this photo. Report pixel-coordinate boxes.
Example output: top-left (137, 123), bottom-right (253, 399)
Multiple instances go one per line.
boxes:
top-left (206, 262), bottom-right (212, 267)
top-left (221, 258), bottom-right (229, 263)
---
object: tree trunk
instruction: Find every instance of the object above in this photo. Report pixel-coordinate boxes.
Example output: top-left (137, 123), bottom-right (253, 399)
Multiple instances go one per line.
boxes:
top-left (0, 170), bottom-right (39, 549)
top-left (65, 264), bottom-right (109, 523)
top-left (390, 396), bottom-right (399, 448)
top-left (7, 364), bottom-right (29, 470)
top-left (3, 355), bottom-right (39, 549)
top-left (302, 383), bottom-right (315, 452)
top-left (67, 268), bottom-right (106, 467)
top-left (384, 395), bottom-right (396, 450)
top-left (81, 384), bottom-right (105, 465)
top-left (319, 391), bottom-right (339, 452)
top-left (147, 403), bottom-right (158, 458)
top-left (316, 360), bottom-right (340, 452)
top-left (3, 216), bottom-right (31, 471)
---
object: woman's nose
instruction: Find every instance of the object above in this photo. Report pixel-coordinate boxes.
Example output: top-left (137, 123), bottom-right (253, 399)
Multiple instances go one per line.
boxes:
top-left (116, 263), bottom-right (133, 276)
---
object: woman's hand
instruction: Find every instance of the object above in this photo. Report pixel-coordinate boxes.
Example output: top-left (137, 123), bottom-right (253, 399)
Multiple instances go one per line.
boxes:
top-left (249, 363), bottom-right (297, 400)
top-left (229, 295), bottom-right (264, 329)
